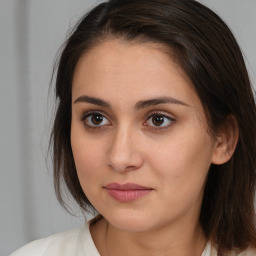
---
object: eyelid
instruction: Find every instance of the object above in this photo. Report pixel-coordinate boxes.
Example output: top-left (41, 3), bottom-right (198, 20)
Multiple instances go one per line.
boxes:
top-left (145, 110), bottom-right (176, 121)
top-left (143, 110), bottom-right (176, 129)
top-left (81, 110), bottom-right (112, 128)
top-left (80, 110), bottom-right (175, 130)
top-left (81, 110), bottom-right (106, 120)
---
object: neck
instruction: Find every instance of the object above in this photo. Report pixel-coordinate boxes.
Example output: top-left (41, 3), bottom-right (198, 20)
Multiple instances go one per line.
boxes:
top-left (102, 218), bottom-right (206, 256)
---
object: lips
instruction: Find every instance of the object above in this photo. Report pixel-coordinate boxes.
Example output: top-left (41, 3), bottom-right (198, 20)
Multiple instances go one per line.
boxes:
top-left (104, 183), bottom-right (153, 202)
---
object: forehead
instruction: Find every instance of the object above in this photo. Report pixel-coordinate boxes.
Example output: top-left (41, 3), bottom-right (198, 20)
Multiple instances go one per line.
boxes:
top-left (72, 39), bottom-right (199, 108)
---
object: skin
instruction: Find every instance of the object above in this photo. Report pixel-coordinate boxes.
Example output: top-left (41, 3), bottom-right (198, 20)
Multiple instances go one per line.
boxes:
top-left (71, 40), bottom-right (231, 256)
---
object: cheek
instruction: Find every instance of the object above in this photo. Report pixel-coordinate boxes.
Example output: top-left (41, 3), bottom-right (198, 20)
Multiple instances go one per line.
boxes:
top-left (71, 125), bottom-right (106, 189)
top-left (145, 139), bottom-right (212, 219)
top-left (72, 142), bottom-right (106, 203)
top-left (146, 130), bottom-right (214, 195)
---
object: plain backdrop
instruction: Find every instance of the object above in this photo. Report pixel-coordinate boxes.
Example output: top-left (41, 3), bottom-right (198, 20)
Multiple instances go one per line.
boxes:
top-left (1, 1), bottom-right (256, 255)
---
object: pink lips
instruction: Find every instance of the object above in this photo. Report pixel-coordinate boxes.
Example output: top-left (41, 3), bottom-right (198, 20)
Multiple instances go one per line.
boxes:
top-left (104, 183), bottom-right (153, 202)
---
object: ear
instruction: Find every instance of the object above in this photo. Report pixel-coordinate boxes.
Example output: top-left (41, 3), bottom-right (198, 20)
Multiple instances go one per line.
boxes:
top-left (211, 115), bottom-right (239, 165)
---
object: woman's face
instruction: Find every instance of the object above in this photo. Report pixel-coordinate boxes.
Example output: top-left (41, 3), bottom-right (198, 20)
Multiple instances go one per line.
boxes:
top-left (71, 40), bottom-right (218, 232)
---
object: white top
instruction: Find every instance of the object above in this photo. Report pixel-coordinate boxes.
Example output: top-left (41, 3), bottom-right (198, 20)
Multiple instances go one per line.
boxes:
top-left (10, 222), bottom-right (256, 256)
top-left (10, 222), bottom-right (100, 256)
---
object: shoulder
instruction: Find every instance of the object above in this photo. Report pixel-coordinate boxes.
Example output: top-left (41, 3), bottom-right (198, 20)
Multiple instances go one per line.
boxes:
top-left (238, 247), bottom-right (256, 256)
top-left (10, 223), bottom-right (92, 256)
top-left (204, 242), bottom-right (256, 256)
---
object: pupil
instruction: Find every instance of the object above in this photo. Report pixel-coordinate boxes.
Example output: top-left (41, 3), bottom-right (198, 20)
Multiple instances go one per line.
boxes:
top-left (153, 115), bottom-right (164, 126)
top-left (92, 114), bottom-right (103, 125)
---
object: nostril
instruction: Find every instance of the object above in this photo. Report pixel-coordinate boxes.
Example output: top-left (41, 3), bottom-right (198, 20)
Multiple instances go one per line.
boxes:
top-left (107, 150), bottom-right (144, 173)
top-left (107, 160), bottom-right (136, 173)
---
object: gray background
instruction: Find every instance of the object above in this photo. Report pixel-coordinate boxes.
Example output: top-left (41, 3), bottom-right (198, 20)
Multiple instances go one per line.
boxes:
top-left (1, 1), bottom-right (256, 255)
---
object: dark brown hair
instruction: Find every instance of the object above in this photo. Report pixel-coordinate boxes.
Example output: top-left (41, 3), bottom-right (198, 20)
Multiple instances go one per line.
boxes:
top-left (51, 0), bottom-right (256, 253)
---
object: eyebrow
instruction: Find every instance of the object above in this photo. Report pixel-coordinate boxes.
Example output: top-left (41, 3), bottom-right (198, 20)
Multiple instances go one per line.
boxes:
top-left (135, 97), bottom-right (189, 109)
top-left (74, 95), bottom-right (111, 107)
top-left (73, 95), bottom-right (189, 109)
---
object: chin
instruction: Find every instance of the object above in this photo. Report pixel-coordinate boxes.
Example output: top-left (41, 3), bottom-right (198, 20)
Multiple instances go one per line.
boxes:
top-left (103, 209), bottom-right (156, 232)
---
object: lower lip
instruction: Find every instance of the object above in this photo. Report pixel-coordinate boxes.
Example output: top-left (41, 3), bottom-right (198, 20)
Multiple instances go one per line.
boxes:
top-left (105, 188), bottom-right (152, 202)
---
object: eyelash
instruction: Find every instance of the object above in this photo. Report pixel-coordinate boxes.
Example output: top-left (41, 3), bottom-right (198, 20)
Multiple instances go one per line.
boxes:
top-left (81, 110), bottom-right (175, 130)
top-left (81, 111), bottom-right (111, 129)
top-left (144, 111), bottom-right (175, 130)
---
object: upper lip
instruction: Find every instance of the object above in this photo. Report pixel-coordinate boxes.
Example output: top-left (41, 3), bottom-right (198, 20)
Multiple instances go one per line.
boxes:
top-left (104, 183), bottom-right (152, 190)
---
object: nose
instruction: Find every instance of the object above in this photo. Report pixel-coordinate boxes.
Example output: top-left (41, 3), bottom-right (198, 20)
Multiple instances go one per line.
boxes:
top-left (107, 125), bottom-right (144, 173)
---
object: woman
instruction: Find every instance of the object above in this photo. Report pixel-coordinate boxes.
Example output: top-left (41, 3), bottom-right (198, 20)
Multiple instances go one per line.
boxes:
top-left (11, 0), bottom-right (256, 255)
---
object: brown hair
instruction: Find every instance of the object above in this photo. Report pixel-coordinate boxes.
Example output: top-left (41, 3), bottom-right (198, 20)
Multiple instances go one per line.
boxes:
top-left (50, 0), bottom-right (256, 253)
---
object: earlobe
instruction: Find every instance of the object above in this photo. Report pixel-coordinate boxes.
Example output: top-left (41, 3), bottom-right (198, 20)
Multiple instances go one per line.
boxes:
top-left (211, 115), bottom-right (239, 165)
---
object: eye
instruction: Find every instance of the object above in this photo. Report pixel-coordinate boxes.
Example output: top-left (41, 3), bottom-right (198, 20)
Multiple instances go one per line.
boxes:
top-left (144, 113), bottom-right (174, 128)
top-left (82, 112), bottom-right (111, 128)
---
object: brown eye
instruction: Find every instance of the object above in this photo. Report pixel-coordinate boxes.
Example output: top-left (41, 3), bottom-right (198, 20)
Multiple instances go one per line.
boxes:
top-left (91, 113), bottom-right (104, 125)
top-left (82, 112), bottom-right (111, 127)
top-left (145, 113), bottom-right (174, 128)
top-left (152, 115), bottom-right (165, 126)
